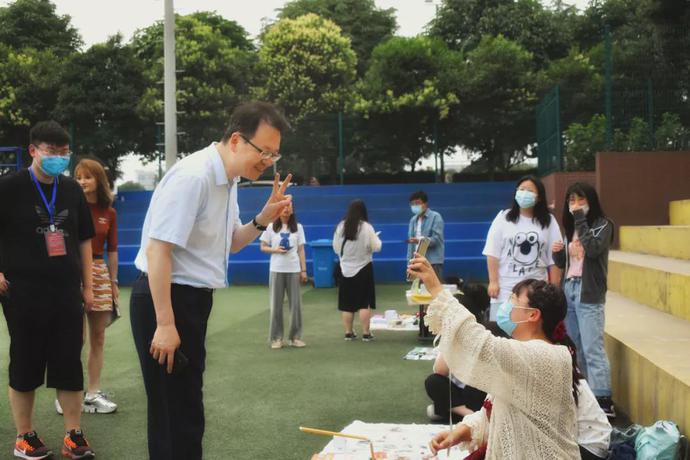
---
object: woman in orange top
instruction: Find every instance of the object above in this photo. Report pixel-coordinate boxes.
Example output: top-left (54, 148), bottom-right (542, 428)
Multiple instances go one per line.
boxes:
top-left (73, 158), bottom-right (118, 414)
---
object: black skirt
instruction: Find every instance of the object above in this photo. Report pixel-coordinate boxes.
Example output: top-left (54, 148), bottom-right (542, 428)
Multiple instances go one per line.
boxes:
top-left (337, 262), bottom-right (376, 312)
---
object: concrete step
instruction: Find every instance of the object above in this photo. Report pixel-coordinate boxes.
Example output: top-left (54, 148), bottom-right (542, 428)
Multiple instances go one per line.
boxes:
top-left (619, 225), bottom-right (690, 260)
top-left (670, 199), bottom-right (690, 226)
top-left (608, 250), bottom-right (690, 322)
top-left (605, 291), bottom-right (690, 438)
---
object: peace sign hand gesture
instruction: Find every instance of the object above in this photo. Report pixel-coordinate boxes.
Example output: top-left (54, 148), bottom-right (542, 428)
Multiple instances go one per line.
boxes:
top-left (256, 173), bottom-right (293, 227)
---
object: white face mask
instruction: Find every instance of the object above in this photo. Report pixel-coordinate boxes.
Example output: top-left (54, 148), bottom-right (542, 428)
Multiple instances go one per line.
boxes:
top-left (569, 205), bottom-right (589, 216)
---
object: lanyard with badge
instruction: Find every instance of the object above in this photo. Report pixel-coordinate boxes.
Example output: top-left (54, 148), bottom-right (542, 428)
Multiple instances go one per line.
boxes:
top-left (29, 168), bottom-right (67, 257)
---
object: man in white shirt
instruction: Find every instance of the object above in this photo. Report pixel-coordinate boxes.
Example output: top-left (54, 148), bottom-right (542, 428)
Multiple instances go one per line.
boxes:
top-left (130, 102), bottom-right (292, 460)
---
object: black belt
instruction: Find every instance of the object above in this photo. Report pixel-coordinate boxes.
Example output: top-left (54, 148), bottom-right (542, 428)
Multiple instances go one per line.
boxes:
top-left (139, 272), bottom-right (214, 293)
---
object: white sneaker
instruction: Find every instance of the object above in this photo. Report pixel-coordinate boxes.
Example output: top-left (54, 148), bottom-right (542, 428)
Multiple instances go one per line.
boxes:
top-left (83, 391), bottom-right (117, 414)
top-left (55, 398), bottom-right (63, 415)
top-left (426, 403), bottom-right (444, 422)
top-left (289, 339), bottom-right (306, 348)
top-left (270, 340), bottom-right (283, 349)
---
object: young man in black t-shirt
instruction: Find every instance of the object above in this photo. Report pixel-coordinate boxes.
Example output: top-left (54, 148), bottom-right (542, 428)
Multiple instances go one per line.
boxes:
top-left (0, 121), bottom-right (97, 459)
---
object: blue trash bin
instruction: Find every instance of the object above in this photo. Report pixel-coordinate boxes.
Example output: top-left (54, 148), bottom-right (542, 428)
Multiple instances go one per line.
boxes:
top-left (310, 239), bottom-right (336, 288)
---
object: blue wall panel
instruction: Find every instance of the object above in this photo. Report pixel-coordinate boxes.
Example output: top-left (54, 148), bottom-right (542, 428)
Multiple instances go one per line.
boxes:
top-left (114, 182), bottom-right (515, 285)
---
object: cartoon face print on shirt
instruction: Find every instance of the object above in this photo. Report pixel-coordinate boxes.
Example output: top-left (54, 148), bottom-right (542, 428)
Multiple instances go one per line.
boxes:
top-left (513, 231), bottom-right (539, 265)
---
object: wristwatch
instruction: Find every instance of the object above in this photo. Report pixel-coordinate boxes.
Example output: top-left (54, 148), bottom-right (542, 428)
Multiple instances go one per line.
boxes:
top-left (252, 216), bottom-right (267, 231)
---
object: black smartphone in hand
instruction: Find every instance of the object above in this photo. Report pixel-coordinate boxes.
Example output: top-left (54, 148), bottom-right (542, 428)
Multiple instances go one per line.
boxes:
top-left (171, 349), bottom-right (189, 375)
top-left (150, 342), bottom-right (189, 375)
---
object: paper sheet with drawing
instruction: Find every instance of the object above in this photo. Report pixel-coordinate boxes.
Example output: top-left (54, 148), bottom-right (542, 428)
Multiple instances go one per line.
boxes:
top-left (311, 420), bottom-right (469, 460)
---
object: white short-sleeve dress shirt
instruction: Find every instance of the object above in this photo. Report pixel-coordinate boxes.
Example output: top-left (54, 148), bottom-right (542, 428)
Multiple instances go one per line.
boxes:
top-left (134, 143), bottom-right (241, 289)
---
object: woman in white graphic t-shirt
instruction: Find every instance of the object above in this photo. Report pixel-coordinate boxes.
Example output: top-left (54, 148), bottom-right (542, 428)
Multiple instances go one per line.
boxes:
top-left (260, 202), bottom-right (308, 350)
top-left (482, 175), bottom-right (563, 322)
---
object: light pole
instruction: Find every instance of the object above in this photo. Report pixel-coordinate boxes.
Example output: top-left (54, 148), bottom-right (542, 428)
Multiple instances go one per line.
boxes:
top-left (164, 0), bottom-right (178, 171)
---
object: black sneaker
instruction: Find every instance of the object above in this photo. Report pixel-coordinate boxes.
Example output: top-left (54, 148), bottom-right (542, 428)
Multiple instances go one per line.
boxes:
top-left (596, 396), bottom-right (616, 418)
top-left (14, 431), bottom-right (52, 459)
top-left (344, 332), bottom-right (358, 341)
top-left (362, 334), bottom-right (375, 342)
top-left (62, 429), bottom-right (95, 459)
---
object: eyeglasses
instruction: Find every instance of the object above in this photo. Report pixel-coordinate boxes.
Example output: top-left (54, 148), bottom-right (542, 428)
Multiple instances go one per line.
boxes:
top-left (239, 135), bottom-right (281, 162)
top-left (34, 144), bottom-right (71, 157)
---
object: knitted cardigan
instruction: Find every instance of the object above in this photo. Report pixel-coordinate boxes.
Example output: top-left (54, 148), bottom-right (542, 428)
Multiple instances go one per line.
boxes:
top-left (425, 290), bottom-right (581, 459)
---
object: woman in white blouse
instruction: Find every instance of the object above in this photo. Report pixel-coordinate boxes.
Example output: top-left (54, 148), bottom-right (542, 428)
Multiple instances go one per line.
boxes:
top-left (408, 255), bottom-right (581, 459)
top-left (333, 199), bottom-right (382, 341)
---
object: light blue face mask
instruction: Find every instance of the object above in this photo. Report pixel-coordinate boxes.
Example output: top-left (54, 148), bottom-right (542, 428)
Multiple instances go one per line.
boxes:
top-left (515, 190), bottom-right (537, 209)
top-left (496, 299), bottom-right (533, 337)
top-left (411, 204), bottom-right (423, 215)
top-left (39, 154), bottom-right (71, 177)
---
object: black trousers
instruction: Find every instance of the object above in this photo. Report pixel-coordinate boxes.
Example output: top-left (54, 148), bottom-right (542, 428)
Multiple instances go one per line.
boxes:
top-left (130, 275), bottom-right (213, 460)
top-left (424, 373), bottom-right (486, 424)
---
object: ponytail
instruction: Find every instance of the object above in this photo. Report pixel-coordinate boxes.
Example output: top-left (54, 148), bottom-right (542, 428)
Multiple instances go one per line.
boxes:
top-left (550, 320), bottom-right (583, 405)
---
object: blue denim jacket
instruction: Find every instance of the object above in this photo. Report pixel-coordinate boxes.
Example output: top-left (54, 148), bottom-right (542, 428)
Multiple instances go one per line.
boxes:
top-left (407, 209), bottom-right (444, 264)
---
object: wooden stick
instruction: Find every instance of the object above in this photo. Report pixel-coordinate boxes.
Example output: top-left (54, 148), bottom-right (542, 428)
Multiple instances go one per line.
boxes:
top-left (300, 427), bottom-right (376, 460)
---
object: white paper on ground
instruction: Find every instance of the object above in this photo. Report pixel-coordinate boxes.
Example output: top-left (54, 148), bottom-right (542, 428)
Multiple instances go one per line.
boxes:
top-left (403, 347), bottom-right (439, 361)
top-left (312, 420), bottom-right (469, 460)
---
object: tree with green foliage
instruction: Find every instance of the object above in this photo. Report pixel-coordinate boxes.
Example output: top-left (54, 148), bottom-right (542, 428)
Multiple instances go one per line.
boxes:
top-left (354, 36), bottom-right (460, 172)
top-left (131, 12), bottom-right (256, 160)
top-left (0, 0), bottom-right (82, 144)
top-left (0, 44), bottom-right (63, 145)
top-left (117, 180), bottom-right (146, 191)
top-left (655, 113), bottom-right (689, 150)
top-left (563, 114), bottom-right (606, 171)
top-left (536, 47), bottom-right (603, 127)
top-left (256, 13), bottom-right (356, 121)
top-left (448, 35), bottom-right (538, 179)
top-left (278, 0), bottom-right (396, 75)
top-left (256, 13), bottom-right (357, 180)
top-left (52, 35), bottom-right (148, 176)
top-left (428, 0), bottom-right (575, 65)
top-left (0, 0), bottom-right (81, 57)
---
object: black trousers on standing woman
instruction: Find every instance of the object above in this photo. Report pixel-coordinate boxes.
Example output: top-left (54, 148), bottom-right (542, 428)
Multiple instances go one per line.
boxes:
top-left (130, 274), bottom-right (213, 460)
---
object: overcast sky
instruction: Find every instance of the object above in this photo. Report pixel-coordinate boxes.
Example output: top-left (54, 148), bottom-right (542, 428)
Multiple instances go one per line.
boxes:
top-left (2, 0), bottom-right (590, 47)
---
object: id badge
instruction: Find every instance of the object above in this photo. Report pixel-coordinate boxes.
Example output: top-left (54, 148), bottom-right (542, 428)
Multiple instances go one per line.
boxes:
top-left (45, 229), bottom-right (67, 257)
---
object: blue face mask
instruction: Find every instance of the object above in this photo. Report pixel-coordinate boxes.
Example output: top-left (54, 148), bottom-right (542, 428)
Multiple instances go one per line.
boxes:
top-left (39, 154), bottom-right (71, 177)
top-left (515, 190), bottom-right (537, 209)
top-left (411, 205), bottom-right (423, 215)
top-left (496, 299), bottom-right (532, 337)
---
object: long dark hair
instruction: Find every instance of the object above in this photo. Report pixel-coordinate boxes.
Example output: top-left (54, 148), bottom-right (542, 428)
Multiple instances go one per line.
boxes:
top-left (341, 199), bottom-right (369, 241)
top-left (272, 203), bottom-right (298, 233)
top-left (562, 182), bottom-right (613, 242)
top-left (513, 279), bottom-right (583, 405)
top-left (506, 175), bottom-right (552, 229)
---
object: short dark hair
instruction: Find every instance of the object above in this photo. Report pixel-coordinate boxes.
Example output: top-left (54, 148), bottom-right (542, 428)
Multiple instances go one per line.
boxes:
top-left (221, 101), bottom-right (290, 142)
top-left (409, 190), bottom-right (428, 203)
top-left (30, 121), bottom-right (70, 146)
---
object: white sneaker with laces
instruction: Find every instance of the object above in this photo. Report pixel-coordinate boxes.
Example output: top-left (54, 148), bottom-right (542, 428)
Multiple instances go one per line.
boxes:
top-left (83, 391), bottom-right (117, 414)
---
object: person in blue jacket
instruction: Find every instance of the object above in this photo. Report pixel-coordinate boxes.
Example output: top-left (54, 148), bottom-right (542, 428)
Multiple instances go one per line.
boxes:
top-left (407, 190), bottom-right (445, 280)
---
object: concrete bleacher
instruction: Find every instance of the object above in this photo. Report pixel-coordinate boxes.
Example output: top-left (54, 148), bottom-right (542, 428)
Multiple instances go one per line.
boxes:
top-left (605, 198), bottom-right (690, 438)
top-left (115, 182), bottom-right (515, 285)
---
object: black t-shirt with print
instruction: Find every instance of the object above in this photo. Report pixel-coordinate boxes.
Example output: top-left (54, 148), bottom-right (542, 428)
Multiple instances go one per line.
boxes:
top-left (0, 168), bottom-right (95, 285)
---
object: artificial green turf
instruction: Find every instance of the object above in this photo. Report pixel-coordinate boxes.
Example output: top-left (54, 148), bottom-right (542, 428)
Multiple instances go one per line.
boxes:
top-left (0, 284), bottom-right (435, 459)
